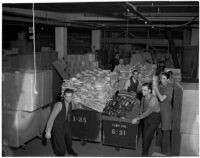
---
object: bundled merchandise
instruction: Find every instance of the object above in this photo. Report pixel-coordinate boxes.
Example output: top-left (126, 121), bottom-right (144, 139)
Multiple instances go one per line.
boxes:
top-left (132, 63), bottom-right (156, 83)
top-left (61, 68), bottom-right (118, 112)
top-left (103, 91), bottom-right (140, 119)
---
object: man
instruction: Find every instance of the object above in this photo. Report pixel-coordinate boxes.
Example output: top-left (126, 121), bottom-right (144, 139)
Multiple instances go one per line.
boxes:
top-left (131, 83), bottom-right (161, 156)
top-left (113, 57), bottom-right (125, 73)
top-left (124, 69), bottom-right (139, 93)
top-left (45, 88), bottom-right (78, 156)
top-left (111, 53), bottom-right (120, 71)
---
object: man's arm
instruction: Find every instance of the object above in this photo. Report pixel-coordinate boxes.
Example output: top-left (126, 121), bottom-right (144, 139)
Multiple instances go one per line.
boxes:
top-left (124, 79), bottom-right (130, 90)
top-left (45, 102), bottom-right (62, 134)
top-left (138, 108), bottom-right (152, 120)
top-left (132, 97), bottom-right (156, 123)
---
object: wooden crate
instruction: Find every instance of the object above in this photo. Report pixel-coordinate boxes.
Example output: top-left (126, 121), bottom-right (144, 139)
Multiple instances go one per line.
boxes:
top-left (102, 116), bottom-right (138, 149)
top-left (71, 108), bottom-right (101, 142)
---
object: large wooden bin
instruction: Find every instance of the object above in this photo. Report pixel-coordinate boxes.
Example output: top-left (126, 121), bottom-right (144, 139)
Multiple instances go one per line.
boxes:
top-left (102, 116), bottom-right (138, 149)
top-left (71, 108), bottom-right (101, 142)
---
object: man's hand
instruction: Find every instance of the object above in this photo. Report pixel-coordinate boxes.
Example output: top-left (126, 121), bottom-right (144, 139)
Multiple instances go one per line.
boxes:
top-left (131, 117), bottom-right (139, 124)
top-left (45, 132), bottom-right (51, 139)
top-left (153, 86), bottom-right (158, 92)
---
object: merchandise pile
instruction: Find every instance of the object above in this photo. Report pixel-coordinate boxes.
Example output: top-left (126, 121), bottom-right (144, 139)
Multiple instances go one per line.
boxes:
top-left (132, 63), bottom-right (156, 83)
top-left (118, 65), bottom-right (133, 79)
top-left (67, 53), bottom-right (98, 76)
top-left (61, 68), bottom-right (118, 112)
top-left (103, 91), bottom-right (140, 119)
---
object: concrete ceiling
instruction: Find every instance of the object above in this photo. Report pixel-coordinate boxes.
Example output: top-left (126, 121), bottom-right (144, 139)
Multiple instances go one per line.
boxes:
top-left (3, 1), bottom-right (199, 29)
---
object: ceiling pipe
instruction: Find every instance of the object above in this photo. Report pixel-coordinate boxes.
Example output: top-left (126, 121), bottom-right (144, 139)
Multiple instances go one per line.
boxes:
top-left (125, 2), bottom-right (153, 25)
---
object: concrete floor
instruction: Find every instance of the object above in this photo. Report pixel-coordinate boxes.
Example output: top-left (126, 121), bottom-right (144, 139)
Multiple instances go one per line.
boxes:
top-left (10, 136), bottom-right (161, 157)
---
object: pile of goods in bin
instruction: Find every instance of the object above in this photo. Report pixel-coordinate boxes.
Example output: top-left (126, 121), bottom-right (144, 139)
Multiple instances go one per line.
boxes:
top-left (103, 91), bottom-right (140, 119)
top-left (61, 68), bottom-right (119, 112)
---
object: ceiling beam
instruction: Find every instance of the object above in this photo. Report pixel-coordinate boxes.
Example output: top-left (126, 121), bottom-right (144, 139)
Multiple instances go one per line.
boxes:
top-left (3, 16), bottom-right (96, 29)
top-left (4, 7), bottom-right (198, 23)
top-left (3, 7), bottom-right (124, 22)
top-left (106, 38), bottom-right (182, 47)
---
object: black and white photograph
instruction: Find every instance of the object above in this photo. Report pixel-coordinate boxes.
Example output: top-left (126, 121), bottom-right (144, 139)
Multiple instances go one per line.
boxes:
top-left (1, 0), bottom-right (199, 157)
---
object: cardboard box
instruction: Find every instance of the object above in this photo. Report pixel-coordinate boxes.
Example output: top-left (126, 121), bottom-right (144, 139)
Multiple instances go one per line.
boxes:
top-left (180, 111), bottom-right (199, 134)
top-left (102, 116), bottom-right (138, 149)
top-left (2, 109), bottom-right (41, 147)
top-left (3, 107), bottom-right (51, 147)
top-left (2, 52), bottom-right (58, 70)
top-left (180, 133), bottom-right (199, 156)
top-left (3, 69), bottom-right (52, 111)
top-left (71, 108), bottom-right (101, 142)
top-left (165, 68), bottom-right (181, 82)
top-left (180, 83), bottom-right (199, 134)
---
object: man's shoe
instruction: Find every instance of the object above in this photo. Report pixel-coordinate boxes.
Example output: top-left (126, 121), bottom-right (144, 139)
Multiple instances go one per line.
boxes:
top-left (69, 150), bottom-right (78, 156)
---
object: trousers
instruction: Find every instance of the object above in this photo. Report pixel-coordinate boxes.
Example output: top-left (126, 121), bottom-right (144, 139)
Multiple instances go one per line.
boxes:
top-left (142, 112), bottom-right (161, 156)
top-left (51, 121), bottom-right (73, 156)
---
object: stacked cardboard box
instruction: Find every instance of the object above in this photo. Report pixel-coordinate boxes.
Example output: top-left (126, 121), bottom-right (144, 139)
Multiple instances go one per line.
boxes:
top-left (2, 69), bottom-right (52, 147)
top-left (3, 51), bottom-right (58, 70)
top-left (10, 40), bottom-right (33, 54)
top-left (2, 106), bottom-right (51, 147)
top-left (3, 69), bottom-right (52, 111)
top-left (130, 53), bottom-right (144, 65)
top-left (178, 83), bottom-right (199, 156)
top-left (165, 68), bottom-right (181, 82)
top-left (67, 53), bottom-right (98, 76)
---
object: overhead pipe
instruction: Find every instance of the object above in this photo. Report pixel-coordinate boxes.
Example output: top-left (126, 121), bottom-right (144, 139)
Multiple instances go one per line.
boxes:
top-left (125, 2), bottom-right (153, 26)
top-left (123, 2), bottom-right (198, 29)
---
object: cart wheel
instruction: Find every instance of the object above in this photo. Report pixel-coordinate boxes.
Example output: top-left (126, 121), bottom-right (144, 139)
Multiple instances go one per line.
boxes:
top-left (115, 147), bottom-right (120, 151)
top-left (81, 140), bottom-right (87, 146)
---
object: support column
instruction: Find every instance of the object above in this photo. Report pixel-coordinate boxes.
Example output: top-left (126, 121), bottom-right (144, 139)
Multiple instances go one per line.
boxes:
top-left (91, 30), bottom-right (101, 52)
top-left (183, 29), bottom-right (191, 46)
top-left (191, 28), bottom-right (199, 46)
top-left (146, 30), bottom-right (150, 51)
top-left (55, 27), bottom-right (67, 59)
